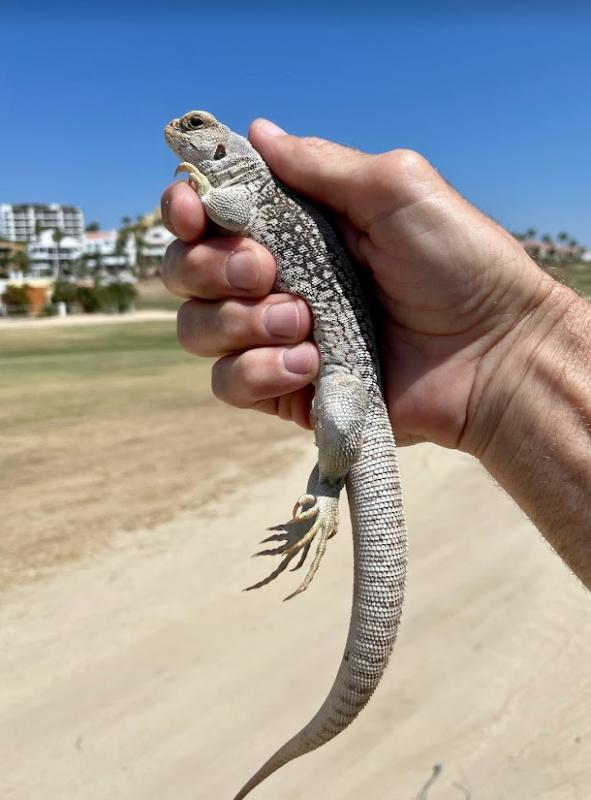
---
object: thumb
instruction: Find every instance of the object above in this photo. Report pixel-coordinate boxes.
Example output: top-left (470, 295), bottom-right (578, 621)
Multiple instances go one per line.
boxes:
top-left (249, 118), bottom-right (373, 224)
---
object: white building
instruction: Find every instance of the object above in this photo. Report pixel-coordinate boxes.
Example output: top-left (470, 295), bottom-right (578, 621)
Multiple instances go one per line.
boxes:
top-left (83, 230), bottom-right (136, 272)
top-left (139, 224), bottom-right (175, 263)
top-left (27, 230), bottom-right (83, 277)
top-left (27, 229), bottom-right (136, 278)
top-left (0, 203), bottom-right (84, 242)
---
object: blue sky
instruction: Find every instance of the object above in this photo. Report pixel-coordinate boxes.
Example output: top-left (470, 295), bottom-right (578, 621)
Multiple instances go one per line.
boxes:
top-left (1, 2), bottom-right (590, 242)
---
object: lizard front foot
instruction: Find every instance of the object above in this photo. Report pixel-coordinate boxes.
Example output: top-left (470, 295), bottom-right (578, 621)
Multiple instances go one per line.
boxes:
top-left (245, 494), bottom-right (339, 600)
top-left (174, 161), bottom-right (212, 196)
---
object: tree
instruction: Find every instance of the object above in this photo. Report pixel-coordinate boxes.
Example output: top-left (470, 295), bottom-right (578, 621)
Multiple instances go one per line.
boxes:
top-left (541, 234), bottom-right (554, 245)
top-left (557, 231), bottom-right (569, 243)
top-left (85, 221), bottom-right (100, 232)
top-left (1, 284), bottom-right (31, 315)
top-left (51, 281), bottom-right (78, 308)
top-left (525, 227), bottom-right (537, 241)
top-left (10, 248), bottom-right (29, 274)
top-left (52, 228), bottom-right (64, 281)
top-left (74, 251), bottom-right (94, 280)
top-left (121, 216), bottom-right (132, 228)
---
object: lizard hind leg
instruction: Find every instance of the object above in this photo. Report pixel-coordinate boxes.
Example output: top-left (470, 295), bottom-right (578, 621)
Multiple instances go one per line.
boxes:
top-left (244, 371), bottom-right (368, 601)
top-left (245, 473), bottom-right (340, 600)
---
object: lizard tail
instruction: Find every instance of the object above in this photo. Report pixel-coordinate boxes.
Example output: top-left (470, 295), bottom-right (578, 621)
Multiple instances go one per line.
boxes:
top-left (233, 400), bottom-right (407, 799)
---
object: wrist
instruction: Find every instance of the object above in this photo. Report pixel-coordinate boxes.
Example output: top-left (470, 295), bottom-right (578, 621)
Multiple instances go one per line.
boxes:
top-left (463, 275), bottom-right (577, 461)
top-left (464, 277), bottom-right (591, 582)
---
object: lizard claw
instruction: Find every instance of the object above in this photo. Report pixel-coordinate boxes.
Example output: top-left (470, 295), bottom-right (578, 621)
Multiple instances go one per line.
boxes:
top-left (259, 531), bottom-right (288, 544)
top-left (245, 494), bottom-right (338, 597)
top-left (289, 543), bottom-right (312, 572)
top-left (174, 161), bottom-right (212, 195)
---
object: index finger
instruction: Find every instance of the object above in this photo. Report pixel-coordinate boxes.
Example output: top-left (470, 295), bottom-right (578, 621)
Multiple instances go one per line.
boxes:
top-left (161, 181), bottom-right (208, 242)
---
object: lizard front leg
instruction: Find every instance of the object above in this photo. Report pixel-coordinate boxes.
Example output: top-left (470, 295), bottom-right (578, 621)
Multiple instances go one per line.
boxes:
top-left (175, 162), bottom-right (251, 231)
top-left (247, 370), bottom-right (369, 599)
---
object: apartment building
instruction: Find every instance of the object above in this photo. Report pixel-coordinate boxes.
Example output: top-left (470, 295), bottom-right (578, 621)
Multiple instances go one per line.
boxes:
top-left (83, 230), bottom-right (136, 271)
top-left (0, 203), bottom-right (84, 242)
top-left (27, 229), bottom-right (137, 278)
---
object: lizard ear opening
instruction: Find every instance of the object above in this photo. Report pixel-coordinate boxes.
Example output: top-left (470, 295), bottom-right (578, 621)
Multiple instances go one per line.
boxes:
top-left (214, 144), bottom-right (226, 160)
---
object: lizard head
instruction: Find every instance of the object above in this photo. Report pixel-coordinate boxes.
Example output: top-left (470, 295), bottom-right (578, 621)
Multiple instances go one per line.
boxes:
top-left (164, 110), bottom-right (262, 181)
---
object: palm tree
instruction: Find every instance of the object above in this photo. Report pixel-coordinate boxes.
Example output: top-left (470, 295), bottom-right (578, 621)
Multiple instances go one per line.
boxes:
top-left (75, 252), bottom-right (92, 280)
top-left (525, 227), bottom-right (537, 241)
top-left (52, 228), bottom-right (64, 281)
top-left (10, 248), bottom-right (29, 274)
top-left (557, 231), bottom-right (569, 243)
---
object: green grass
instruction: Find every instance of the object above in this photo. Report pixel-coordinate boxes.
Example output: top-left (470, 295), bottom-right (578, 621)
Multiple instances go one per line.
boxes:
top-left (0, 321), bottom-right (211, 431)
top-left (135, 279), bottom-right (183, 311)
top-left (547, 263), bottom-right (591, 298)
top-left (569, 270), bottom-right (591, 297)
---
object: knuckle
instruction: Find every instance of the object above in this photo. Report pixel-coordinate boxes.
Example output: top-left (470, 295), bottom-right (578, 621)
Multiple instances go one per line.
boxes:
top-left (211, 356), bottom-right (251, 408)
top-left (210, 359), bottom-right (227, 402)
top-left (232, 350), bottom-right (259, 394)
top-left (176, 301), bottom-right (196, 352)
top-left (382, 148), bottom-right (433, 180)
top-left (161, 240), bottom-right (186, 294)
top-left (234, 348), bottom-right (277, 404)
top-left (176, 300), bottom-right (212, 355)
top-left (218, 299), bottom-right (249, 343)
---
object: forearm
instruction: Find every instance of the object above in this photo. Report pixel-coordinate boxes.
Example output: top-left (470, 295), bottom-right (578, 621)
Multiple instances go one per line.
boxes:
top-left (469, 278), bottom-right (591, 589)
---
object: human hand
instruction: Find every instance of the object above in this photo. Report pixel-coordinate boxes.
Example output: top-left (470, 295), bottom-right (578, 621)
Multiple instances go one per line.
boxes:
top-left (160, 120), bottom-right (560, 454)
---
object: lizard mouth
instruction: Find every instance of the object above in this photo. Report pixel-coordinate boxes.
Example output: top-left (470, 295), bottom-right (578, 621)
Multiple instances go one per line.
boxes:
top-left (164, 120), bottom-right (182, 149)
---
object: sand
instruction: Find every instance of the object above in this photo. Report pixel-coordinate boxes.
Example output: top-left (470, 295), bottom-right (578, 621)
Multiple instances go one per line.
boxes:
top-left (1, 440), bottom-right (590, 799)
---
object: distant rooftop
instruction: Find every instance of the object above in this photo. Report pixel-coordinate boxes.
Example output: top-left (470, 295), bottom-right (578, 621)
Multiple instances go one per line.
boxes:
top-left (84, 230), bottom-right (117, 240)
top-left (7, 203), bottom-right (81, 211)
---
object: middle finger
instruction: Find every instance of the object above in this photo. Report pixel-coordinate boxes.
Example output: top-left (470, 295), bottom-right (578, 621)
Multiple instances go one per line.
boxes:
top-left (177, 294), bottom-right (313, 357)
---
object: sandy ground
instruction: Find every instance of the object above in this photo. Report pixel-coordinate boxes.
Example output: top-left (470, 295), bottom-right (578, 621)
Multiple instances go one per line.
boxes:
top-left (0, 400), bottom-right (301, 591)
top-left (1, 440), bottom-right (590, 800)
top-left (0, 309), bottom-right (177, 330)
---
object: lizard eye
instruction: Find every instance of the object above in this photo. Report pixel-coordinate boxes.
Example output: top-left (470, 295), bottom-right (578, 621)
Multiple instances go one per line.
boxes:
top-left (185, 115), bottom-right (204, 130)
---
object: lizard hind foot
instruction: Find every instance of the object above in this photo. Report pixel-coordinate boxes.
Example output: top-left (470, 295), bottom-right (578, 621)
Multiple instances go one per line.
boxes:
top-left (245, 494), bottom-right (339, 600)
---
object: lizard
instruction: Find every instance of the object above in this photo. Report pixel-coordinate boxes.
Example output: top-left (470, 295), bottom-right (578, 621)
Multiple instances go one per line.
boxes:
top-left (164, 110), bottom-right (408, 799)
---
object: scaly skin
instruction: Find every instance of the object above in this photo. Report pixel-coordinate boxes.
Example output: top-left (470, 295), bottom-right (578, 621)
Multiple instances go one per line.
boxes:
top-left (165, 111), bottom-right (407, 798)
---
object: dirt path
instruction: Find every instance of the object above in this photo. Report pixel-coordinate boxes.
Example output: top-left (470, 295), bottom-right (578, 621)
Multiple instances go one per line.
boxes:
top-left (1, 444), bottom-right (590, 799)
top-left (0, 309), bottom-right (176, 330)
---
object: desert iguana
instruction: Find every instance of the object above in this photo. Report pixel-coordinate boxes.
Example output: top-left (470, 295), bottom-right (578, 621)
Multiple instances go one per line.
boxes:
top-left (165, 110), bottom-right (407, 798)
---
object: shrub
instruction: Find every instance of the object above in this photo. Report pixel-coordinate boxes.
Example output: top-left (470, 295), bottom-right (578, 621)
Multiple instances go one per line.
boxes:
top-left (1, 284), bottom-right (31, 315)
top-left (98, 282), bottom-right (137, 313)
top-left (46, 281), bottom-right (138, 315)
top-left (39, 303), bottom-right (58, 317)
top-left (75, 286), bottom-right (102, 313)
top-left (52, 281), bottom-right (78, 307)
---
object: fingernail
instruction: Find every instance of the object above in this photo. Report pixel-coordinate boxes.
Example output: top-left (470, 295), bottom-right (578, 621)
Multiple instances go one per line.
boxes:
top-left (256, 118), bottom-right (287, 137)
top-left (225, 250), bottom-right (260, 291)
top-left (263, 301), bottom-right (300, 339)
top-left (283, 344), bottom-right (312, 374)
